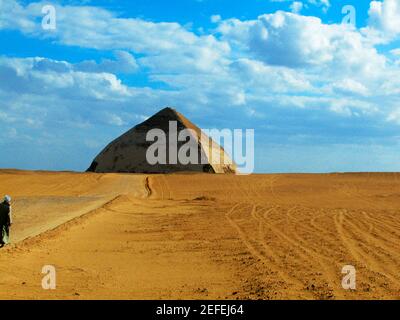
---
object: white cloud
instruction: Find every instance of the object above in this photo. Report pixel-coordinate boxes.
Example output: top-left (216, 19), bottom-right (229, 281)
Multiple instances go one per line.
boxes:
top-left (106, 113), bottom-right (125, 126)
top-left (290, 2), bottom-right (303, 13)
top-left (308, 0), bottom-right (330, 9)
top-left (272, 0), bottom-right (329, 11)
top-left (0, 3), bottom-right (397, 119)
top-left (0, 0), bottom-right (36, 30)
top-left (28, 50), bottom-right (138, 74)
top-left (387, 108), bottom-right (400, 124)
top-left (229, 58), bottom-right (312, 93)
top-left (75, 51), bottom-right (138, 74)
top-left (211, 14), bottom-right (222, 23)
top-left (368, 0), bottom-right (400, 36)
top-left (217, 11), bottom-right (385, 75)
top-left (139, 35), bottom-right (230, 74)
top-left (0, 0), bottom-right (229, 75)
top-left (390, 48), bottom-right (400, 56)
top-left (0, 4), bottom-right (397, 125)
top-left (328, 79), bottom-right (370, 97)
top-left (0, 56), bottom-right (131, 99)
top-left (362, 0), bottom-right (400, 44)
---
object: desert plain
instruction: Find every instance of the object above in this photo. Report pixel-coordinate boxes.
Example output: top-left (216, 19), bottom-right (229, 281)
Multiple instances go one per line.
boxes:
top-left (0, 170), bottom-right (399, 299)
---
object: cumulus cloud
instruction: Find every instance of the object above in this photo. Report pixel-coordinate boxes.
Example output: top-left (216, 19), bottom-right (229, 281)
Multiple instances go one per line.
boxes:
top-left (362, 0), bottom-right (400, 44)
top-left (272, 0), bottom-right (330, 11)
top-left (368, 0), bottom-right (400, 36)
top-left (0, 0), bottom-right (229, 75)
top-left (0, 0), bottom-right (36, 30)
top-left (229, 58), bottom-right (312, 93)
top-left (75, 51), bottom-right (138, 74)
top-left (387, 108), bottom-right (400, 124)
top-left (309, 0), bottom-right (330, 9)
top-left (217, 11), bottom-right (385, 74)
top-left (290, 2), bottom-right (303, 13)
top-left (328, 79), bottom-right (370, 97)
top-left (211, 14), bottom-right (222, 23)
top-left (29, 51), bottom-right (138, 75)
top-left (0, 56), bottom-right (130, 99)
top-left (390, 48), bottom-right (400, 56)
top-left (0, 2), bottom-right (396, 116)
top-left (139, 35), bottom-right (230, 74)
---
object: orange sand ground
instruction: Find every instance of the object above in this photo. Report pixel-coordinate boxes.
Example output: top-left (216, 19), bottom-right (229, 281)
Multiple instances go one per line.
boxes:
top-left (0, 170), bottom-right (399, 299)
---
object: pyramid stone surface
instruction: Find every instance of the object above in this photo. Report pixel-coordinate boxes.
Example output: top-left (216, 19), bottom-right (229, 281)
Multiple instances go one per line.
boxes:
top-left (87, 107), bottom-right (237, 174)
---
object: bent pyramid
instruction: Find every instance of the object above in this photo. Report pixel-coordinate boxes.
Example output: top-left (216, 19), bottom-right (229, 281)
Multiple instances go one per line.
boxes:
top-left (87, 107), bottom-right (237, 174)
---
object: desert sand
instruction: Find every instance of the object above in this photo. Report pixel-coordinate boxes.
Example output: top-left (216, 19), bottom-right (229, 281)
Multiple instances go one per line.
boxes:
top-left (0, 170), bottom-right (399, 299)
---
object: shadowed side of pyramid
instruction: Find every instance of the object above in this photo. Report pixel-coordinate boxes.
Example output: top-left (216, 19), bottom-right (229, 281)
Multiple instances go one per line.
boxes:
top-left (87, 107), bottom-right (237, 174)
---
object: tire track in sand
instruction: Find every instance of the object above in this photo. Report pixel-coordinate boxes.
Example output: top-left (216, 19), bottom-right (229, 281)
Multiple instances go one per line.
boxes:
top-left (225, 203), bottom-right (314, 299)
top-left (341, 210), bottom-right (400, 261)
top-left (333, 209), bottom-right (400, 289)
top-left (144, 176), bottom-right (152, 198)
top-left (254, 205), bottom-right (340, 298)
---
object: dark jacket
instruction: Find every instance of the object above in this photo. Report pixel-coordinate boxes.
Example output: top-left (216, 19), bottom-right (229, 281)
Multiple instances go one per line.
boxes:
top-left (0, 202), bottom-right (11, 226)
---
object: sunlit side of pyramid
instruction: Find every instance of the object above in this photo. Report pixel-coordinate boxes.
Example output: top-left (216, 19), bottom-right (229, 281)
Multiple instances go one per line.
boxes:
top-left (87, 107), bottom-right (237, 174)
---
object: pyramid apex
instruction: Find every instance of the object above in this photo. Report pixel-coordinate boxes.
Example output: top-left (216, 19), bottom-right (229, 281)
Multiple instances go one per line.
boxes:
top-left (152, 106), bottom-right (181, 119)
top-left (162, 106), bottom-right (176, 111)
top-left (160, 106), bottom-right (177, 113)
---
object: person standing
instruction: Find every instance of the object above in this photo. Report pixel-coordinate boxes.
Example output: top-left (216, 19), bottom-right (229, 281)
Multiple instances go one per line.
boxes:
top-left (0, 195), bottom-right (13, 247)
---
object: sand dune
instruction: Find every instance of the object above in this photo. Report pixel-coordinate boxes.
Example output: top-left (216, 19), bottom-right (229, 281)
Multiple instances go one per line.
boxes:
top-left (0, 170), bottom-right (399, 299)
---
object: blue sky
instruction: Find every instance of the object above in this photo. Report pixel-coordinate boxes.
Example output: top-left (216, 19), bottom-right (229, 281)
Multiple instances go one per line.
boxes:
top-left (0, 0), bottom-right (400, 173)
